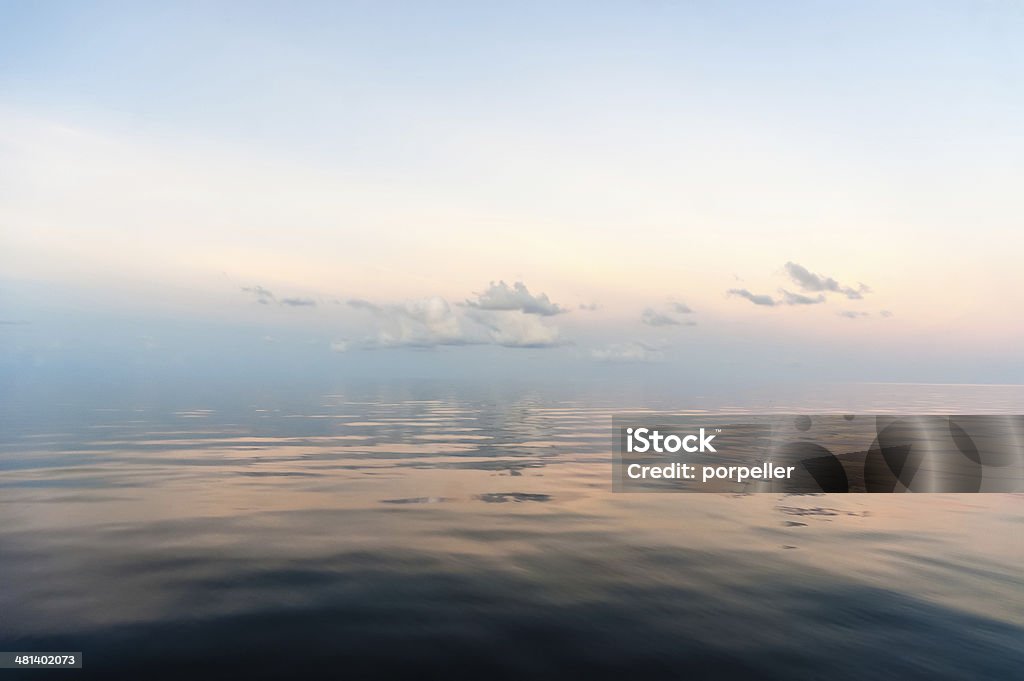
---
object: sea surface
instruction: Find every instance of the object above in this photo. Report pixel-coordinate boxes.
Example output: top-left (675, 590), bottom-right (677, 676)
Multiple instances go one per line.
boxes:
top-left (0, 382), bottom-right (1021, 679)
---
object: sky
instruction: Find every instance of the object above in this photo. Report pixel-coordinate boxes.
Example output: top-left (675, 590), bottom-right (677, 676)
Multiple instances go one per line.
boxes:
top-left (2, 1), bottom-right (1023, 395)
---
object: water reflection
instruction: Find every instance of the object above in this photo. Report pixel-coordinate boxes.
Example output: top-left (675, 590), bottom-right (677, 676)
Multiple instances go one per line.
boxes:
top-left (0, 383), bottom-right (1021, 679)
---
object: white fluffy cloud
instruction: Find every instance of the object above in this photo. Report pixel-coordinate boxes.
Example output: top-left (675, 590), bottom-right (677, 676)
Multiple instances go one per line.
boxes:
top-left (465, 281), bottom-right (565, 316)
top-left (346, 282), bottom-right (565, 350)
top-left (348, 296), bottom-right (477, 348)
top-left (466, 309), bottom-right (564, 348)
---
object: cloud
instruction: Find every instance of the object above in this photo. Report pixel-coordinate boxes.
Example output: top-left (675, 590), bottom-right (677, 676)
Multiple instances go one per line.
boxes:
top-left (641, 308), bottom-right (679, 326)
top-left (641, 307), bottom-right (696, 327)
top-left (727, 288), bottom-right (777, 306)
top-left (784, 262), bottom-right (868, 300)
top-left (466, 309), bottom-right (564, 348)
top-left (781, 290), bottom-right (826, 306)
top-left (578, 302), bottom-right (600, 312)
top-left (465, 281), bottom-right (565, 316)
top-left (348, 287), bottom-right (566, 350)
top-left (347, 298), bottom-right (381, 312)
top-left (837, 310), bottom-right (870, 319)
top-left (672, 302), bottom-right (694, 314)
top-left (280, 297), bottom-right (316, 307)
top-left (244, 285), bottom-right (316, 307)
top-left (242, 285), bottom-right (275, 304)
top-left (728, 287), bottom-right (832, 307)
top-left (351, 296), bottom-right (477, 349)
top-left (879, 309), bottom-right (894, 318)
top-left (329, 340), bottom-right (350, 352)
top-left (591, 341), bottom-right (666, 363)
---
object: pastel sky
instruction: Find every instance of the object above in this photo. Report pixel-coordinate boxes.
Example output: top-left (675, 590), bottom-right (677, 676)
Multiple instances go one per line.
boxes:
top-left (2, 1), bottom-right (1023, 391)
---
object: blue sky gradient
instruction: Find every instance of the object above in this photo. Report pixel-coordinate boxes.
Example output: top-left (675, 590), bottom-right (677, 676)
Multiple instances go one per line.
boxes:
top-left (2, 2), bottom-right (1023, 393)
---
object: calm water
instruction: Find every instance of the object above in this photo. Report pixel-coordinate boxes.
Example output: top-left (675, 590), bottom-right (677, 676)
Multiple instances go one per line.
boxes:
top-left (1, 382), bottom-right (1021, 679)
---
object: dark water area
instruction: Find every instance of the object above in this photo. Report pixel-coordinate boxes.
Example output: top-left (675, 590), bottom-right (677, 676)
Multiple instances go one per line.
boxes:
top-left (0, 382), bottom-right (1021, 679)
